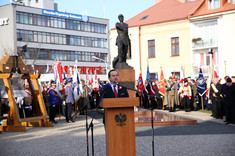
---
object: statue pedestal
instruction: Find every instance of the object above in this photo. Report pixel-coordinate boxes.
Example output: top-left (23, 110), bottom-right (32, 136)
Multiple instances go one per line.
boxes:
top-left (117, 69), bottom-right (136, 98)
top-left (115, 62), bottom-right (133, 69)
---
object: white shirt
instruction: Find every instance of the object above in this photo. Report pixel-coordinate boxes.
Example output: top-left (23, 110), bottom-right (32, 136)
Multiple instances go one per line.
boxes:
top-left (111, 83), bottom-right (118, 94)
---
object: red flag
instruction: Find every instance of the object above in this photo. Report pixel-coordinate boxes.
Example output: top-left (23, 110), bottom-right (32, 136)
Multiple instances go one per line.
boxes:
top-left (137, 73), bottom-right (144, 92)
top-left (67, 65), bottom-right (70, 78)
top-left (173, 72), bottom-right (176, 82)
top-left (93, 69), bottom-right (99, 91)
top-left (90, 70), bottom-right (93, 86)
top-left (159, 68), bottom-right (165, 95)
top-left (213, 70), bottom-right (218, 78)
top-left (46, 64), bottom-right (49, 73)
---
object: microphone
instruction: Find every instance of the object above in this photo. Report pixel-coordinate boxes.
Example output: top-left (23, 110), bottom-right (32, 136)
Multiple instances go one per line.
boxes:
top-left (113, 82), bottom-right (117, 87)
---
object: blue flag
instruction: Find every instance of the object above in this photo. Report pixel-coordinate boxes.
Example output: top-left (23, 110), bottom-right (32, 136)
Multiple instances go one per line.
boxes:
top-left (197, 68), bottom-right (207, 96)
top-left (146, 65), bottom-right (151, 83)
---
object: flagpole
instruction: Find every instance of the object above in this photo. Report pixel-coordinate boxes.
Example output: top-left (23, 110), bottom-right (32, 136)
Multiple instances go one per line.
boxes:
top-left (201, 96), bottom-right (204, 111)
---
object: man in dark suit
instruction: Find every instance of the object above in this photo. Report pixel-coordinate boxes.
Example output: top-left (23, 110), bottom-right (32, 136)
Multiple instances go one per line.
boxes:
top-left (102, 69), bottom-right (129, 99)
top-left (100, 69), bottom-right (129, 124)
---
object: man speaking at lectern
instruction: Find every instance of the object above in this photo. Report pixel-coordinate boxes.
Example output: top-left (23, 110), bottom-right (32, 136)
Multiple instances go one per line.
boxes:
top-left (102, 69), bottom-right (129, 99)
top-left (101, 69), bottom-right (129, 125)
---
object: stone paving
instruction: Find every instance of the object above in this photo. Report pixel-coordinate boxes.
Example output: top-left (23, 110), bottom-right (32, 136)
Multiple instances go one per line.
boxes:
top-left (0, 109), bottom-right (235, 156)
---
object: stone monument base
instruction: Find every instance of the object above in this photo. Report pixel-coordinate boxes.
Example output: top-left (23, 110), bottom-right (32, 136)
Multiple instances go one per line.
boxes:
top-left (117, 69), bottom-right (136, 98)
top-left (115, 62), bottom-right (133, 70)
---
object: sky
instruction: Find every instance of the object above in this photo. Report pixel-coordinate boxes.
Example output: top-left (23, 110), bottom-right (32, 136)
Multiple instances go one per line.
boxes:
top-left (0, 0), bottom-right (155, 29)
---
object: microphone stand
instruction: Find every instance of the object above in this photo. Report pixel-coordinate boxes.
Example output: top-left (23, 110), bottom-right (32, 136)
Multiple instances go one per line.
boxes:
top-left (72, 85), bottom-right (107, 156)
top-left (118, 84), bottom-right (156, 156)
top-left (87, 87), bottom-right (107, 156)
top-left (71, 91), bottom-right (96, 156)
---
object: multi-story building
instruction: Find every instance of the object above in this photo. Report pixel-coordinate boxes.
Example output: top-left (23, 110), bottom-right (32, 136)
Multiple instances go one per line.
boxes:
top-left (0, 0), bottom-right (109, 81)
top-left (190, 0), bottom-right (235, 78)
top-left (110, 0), bottom-right (235, 81)
top-left (110, 0), bottom-right (203, 80)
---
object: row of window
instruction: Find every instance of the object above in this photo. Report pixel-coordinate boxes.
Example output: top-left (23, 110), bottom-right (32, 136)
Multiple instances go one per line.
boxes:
top-left (147, 37), bottom-right (179, 58)
top-left (17, 29), bottom-right (107, 48)
top-left (16, 12), bottom-right (106, 34)
top-left (18, 47), bottom-right (107, 62)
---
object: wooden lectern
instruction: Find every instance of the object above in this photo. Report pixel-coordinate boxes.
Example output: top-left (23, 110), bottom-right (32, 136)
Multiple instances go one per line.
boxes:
top-left (101, 97), bottom-right (139, 156)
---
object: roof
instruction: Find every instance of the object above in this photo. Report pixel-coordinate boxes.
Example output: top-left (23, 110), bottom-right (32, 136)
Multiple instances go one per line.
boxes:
top-left (191, 0), bottom-right (235, 18)
top-left (123, 0), bottom-right (204, 28)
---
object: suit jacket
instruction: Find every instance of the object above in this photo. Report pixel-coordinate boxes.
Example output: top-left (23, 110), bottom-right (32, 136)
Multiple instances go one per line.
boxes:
top-left (102, 83), bottom-right (129, 99)
top-left (101, 83), bottom-right (129, 124)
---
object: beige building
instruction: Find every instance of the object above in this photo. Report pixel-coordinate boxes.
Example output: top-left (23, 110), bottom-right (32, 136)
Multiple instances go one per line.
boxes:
top-left (110, 0), bottom-right (235, 81)
top-left (110, 0), bottom-right (204, 80)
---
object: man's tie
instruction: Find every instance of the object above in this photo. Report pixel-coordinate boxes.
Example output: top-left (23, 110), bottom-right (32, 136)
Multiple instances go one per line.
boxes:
top-left (113, 85), bottom-right (117, 98)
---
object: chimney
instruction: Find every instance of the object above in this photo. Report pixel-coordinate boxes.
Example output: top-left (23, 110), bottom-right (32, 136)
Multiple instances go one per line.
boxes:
top-left (155, 0), bottom-right (163, 4)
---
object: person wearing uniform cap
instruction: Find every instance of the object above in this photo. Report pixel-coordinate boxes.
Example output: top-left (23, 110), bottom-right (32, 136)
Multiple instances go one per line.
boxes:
top-left (191, 79), bottom-right (198, 111)
top-left (65, 78), bottom-right (75, 123)
top-left (48, 81), bottom-right (61, 124)
top-left (164, 76), bottom-right (179, 112)
top-left (179, 79), bottom-right (192, 112)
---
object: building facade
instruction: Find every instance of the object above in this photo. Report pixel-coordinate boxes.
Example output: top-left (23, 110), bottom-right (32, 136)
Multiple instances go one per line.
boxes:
top-left (190, 0), bottom-right (235, 79)
top-left (110, 0), bottom-right (203, 80)
top-left (110, 0), bottom-right (235, 81)
top-left (0, 0), bottom-right (109, 81)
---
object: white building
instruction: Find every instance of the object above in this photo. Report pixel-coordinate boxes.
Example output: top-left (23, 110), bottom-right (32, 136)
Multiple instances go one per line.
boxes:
top-left (0, 0), bottom-right (110, 81)
top-left (190, 0), bottom-right (235, 79)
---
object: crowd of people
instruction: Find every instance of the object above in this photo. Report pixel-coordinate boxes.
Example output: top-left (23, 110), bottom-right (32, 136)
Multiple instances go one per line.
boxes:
top-left (0, 73), bottom-right (235, 126)
top-left (137, 76), bottom-right (235, 125)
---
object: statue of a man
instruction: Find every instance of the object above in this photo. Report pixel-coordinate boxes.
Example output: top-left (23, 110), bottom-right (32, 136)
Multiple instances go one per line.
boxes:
top-left (115, 14), bottom-right (131, 64)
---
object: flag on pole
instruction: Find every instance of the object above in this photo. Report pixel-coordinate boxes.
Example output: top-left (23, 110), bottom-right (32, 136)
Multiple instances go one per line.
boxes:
top-left (46, 64), bottom-right (49, 73)
top-left (197, 68), bottom-right (207, 96)
top-left (67, 65), bottom-right (70, 78)
top-left (137, 73), bottom-right (144, 92)
top-left (62, 66), bottom-right (66, 80)
top-left (93, 69), bottom-right (99, 91)
top-left (56, 61), bottom-right (64, 93)
top-left (173, 72), bottom-right (176, 82)
top-left (73, 67), bottom-right (81, 101)
top-left (90, 70), bottom-right (94, 87)
top-left (213, 70), bottom-right (218, 78)
top-left (146, 63), bottom-right (151, 83)
top-left (86, 68), bottom-right (89, 82)
top-left (155, 72), bottom-right (158, 81)
top-left (206, 67), bottom-right (213, 97)
top-left (159, 68), bottom-right (165, 95)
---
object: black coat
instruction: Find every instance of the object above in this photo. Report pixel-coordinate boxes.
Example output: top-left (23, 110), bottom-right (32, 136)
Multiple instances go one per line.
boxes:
top-left (222, 83), bottom-right (235, 107)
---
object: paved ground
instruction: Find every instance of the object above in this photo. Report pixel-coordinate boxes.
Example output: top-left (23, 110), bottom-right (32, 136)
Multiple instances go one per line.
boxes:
top-left (0, 109), bottom-right (235, 156)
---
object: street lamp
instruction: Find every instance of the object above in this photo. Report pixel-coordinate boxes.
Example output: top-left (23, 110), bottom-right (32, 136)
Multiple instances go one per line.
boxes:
top-left (92, 56), bottom-right (108, 75)
top-left (208, 48), bottom-right (214, 77)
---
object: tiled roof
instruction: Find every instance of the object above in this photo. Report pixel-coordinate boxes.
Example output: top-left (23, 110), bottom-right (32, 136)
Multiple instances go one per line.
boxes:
top-left (124, 0), bottom-right (204, 27)
top-left (191, 0), bottom-right (235, 17)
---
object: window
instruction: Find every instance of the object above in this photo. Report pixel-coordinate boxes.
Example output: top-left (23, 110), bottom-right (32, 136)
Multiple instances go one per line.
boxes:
top-left (148, 40), bottom-right (155, 58)
top-left (208, 0), bottom-right (220, 10)
top-left (171, 37), bottom-right (179, 56)
top-left (140, 15), bottom-right (149, 20)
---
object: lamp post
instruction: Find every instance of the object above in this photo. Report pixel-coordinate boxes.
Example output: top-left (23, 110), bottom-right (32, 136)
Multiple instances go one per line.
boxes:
top-left (208, 48), bottom-right (214, 77)
top-left (92, 56), bottom-right (108, 75)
